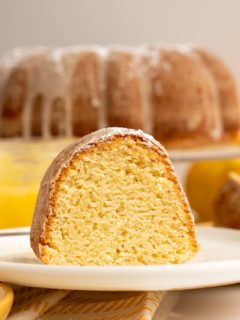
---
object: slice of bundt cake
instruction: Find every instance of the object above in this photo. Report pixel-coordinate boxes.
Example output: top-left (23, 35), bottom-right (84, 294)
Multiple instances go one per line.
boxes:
top-left (30, 128), bottom-right (198, 265)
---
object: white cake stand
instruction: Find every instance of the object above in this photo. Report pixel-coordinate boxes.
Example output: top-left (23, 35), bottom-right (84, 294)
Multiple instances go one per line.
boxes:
top-left (169, 145), bottom-right (240, 162)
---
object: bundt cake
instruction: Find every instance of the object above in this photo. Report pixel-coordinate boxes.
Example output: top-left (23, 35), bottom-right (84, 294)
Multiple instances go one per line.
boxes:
top-left (195, 49), bottom-right (240, 140)
top-left (0, 45), bottom-right (239, 147)
top-left (214, 172), bottom-right (240, 229)
top-left (30, 127), bottom-right (198, 265)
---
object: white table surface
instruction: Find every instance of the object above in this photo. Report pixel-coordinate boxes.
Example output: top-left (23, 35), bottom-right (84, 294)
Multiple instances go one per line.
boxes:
top-left (168, 285), bottom-right (240, 320)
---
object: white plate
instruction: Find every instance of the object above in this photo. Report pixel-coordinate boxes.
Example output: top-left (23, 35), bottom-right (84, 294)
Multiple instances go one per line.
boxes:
top-left (169, 145), bottom-right (240, 162)
top-left (0, 226), bottom-right (240, 291)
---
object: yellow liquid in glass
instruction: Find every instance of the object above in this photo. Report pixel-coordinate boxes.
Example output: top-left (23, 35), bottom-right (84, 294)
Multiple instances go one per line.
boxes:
top-left (0, 139), bottom-right (72, 229)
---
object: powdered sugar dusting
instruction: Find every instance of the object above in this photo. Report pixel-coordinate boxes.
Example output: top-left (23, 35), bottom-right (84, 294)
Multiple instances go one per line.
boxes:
top-left (0, 44), bottom-right (227, 145)
top-left (77, 127), bottom-right (164, 153)
top-left (148, 49), bottom-right (160, 67)
top-left (175, 43), bottom-right (195, 55)
top-left (147, 47), bottom-right (172, 73)
top-left (0, 47), bottom-right (46, 69)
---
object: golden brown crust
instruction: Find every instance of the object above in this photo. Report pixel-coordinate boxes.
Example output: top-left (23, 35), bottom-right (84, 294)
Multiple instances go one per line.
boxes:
top-left (106, 50), bottom-right (144, 129)
top-left (30, 127), bottom-right (198, 261)
top-left (148, 48), bottom-right (222, 144)
top-left (70, 51), bottom-right (101, 136)
top-left (1, 67), bottom-right (27, 137)
top-left (195, 48), bottom-right (240, 138)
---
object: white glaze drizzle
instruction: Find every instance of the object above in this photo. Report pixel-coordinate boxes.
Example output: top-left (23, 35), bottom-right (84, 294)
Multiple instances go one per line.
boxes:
top-left (137, 46), bottom-right (153, 134)
top-left (97, 47), bottom-right (108, 129)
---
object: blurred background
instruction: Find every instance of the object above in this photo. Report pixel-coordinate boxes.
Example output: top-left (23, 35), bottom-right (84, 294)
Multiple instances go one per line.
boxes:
top-left (0, 0), bottom-right (240, 229)
top-left (0, 0), bottom-right (239, 81)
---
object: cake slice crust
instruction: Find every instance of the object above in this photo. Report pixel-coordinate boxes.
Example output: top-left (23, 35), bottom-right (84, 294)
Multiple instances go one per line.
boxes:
top-left (31, 128), bottom-right (198, 265)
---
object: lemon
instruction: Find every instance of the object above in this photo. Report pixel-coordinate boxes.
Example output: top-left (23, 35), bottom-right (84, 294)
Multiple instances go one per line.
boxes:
top-left (185, 159), bottom-right (240, 222)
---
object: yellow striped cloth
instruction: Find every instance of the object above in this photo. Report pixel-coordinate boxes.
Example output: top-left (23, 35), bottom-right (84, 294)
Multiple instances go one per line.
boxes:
top-left (4, 286), bottom-right (178, 320)
top-left (0, 283), bottom-right (14, 320)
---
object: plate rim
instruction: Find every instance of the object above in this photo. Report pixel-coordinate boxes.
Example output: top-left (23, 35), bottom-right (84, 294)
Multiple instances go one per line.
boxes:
top-left (0, 226), bottom-right (240, 290)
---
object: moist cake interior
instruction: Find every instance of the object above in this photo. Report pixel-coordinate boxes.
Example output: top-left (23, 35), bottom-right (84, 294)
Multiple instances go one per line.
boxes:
top-left (42, 137), bottom-right (196, 265)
